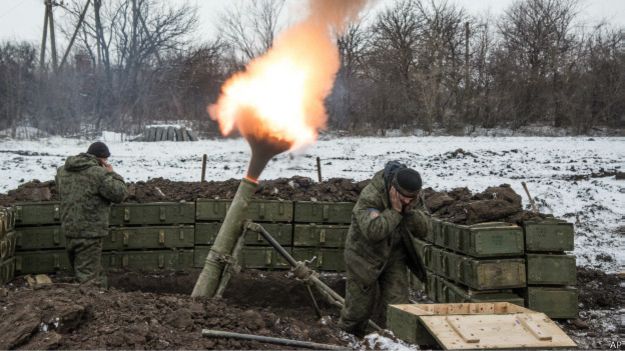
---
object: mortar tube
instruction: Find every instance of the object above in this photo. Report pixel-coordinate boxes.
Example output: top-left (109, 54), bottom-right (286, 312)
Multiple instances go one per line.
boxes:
top-left (191, 178), bottom-right (258, 298)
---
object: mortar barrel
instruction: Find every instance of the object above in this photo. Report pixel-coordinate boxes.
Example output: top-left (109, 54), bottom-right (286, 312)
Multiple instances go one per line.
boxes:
top-left (192, 178), bottom-right (258, 298)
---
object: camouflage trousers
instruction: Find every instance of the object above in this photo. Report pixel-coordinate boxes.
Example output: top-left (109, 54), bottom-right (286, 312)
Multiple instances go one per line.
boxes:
top-left (66, 237), bottom-right (107, 287)
top-left (338, 256), bottom-right (409, 337)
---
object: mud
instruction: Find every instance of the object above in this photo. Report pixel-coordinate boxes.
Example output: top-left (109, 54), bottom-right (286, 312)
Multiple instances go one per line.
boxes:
top-left (1, 267), bottom-right (622, 349)
top-left (421, 184), bottom-right (546, 225)
top-left (0, 177), bottom-right (368, 207)
top-left (561, 267), bottom-right (625, 349)
top-left (0, 270), bottom-right (349, 350)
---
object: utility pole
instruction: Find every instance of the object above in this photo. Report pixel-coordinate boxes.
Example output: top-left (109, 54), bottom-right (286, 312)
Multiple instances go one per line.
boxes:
top-left (60, 0), bottom-right (92, 70)
top-left (39, 2), bottom-right (49, 71)
top-left (40, 0), bottom-right (59, 72)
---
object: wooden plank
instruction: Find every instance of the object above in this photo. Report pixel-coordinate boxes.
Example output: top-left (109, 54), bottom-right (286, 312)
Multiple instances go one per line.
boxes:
top-left (517, 315), bottom-right (552, 341)
top-left (445, 316), bottom-right (479, 343)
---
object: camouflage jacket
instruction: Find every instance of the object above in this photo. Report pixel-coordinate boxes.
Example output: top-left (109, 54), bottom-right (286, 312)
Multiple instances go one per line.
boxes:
top-left (344, 169), bottom-right (430, 286)
top-left (56, 153), bottom-right (127, 238)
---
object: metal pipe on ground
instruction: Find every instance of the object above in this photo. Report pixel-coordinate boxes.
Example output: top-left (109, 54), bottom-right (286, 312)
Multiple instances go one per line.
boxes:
top-left (201, 329), bottom-right (346, 350)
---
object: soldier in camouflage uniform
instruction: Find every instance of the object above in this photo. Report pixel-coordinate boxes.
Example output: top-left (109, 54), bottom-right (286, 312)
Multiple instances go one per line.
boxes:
top-left (56, 142), bottom-right (127, 286)
top-left (338, 161), bottom-right (429, 337)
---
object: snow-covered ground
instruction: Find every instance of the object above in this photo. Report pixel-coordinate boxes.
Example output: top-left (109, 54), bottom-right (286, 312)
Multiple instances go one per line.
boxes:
top-left (1, 136), bottom-right (623, 272)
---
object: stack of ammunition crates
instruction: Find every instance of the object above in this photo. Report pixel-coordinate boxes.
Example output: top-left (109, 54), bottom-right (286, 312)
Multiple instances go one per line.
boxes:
top-left (106, 202), bottom-right (195, 270)
top-left (522, 219), bottom-right (578, 319)
top-left (194, 199), bottom-right (293, 270)
top-left (0, 207), bottom-right (17, 284)
top-left (291, 201), bottom-right (353, 272)
top-left (13, 202), bottom-right (68, 274)
top-left (414, 219), bottom-right (527, 307)
top-left (13, 202), bottom-right (196, 274)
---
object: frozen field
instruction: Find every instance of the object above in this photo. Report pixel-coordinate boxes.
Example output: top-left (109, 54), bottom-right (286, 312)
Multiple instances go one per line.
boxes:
top-left (1, 136), bottom-right (624, 272)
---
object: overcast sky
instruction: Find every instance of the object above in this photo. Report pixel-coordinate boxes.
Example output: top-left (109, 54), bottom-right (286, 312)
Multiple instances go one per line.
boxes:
top-left (1, 0), bottom-right (624, 45)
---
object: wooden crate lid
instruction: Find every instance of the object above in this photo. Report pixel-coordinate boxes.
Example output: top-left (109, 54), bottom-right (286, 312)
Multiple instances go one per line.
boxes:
top-left (390, 303), bottom-right (576, 350)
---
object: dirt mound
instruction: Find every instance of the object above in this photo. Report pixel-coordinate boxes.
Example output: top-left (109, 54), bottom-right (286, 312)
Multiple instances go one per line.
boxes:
top-left (0, 179), bottom-right (57, 206)
top-left (125, 176), bottom-right (368, 203)
top-left (421, 184), bottom-right (545, 225)
top-left (576, 267), bottom-right (625, 309)
top-left (0, 270), bottom-right (348, 350)
top-left (0, 177), bottom-right (368, 207)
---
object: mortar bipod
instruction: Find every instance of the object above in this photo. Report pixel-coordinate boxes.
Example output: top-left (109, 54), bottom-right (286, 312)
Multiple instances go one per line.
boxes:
top-left (244, 221), bottom-right (382, 333)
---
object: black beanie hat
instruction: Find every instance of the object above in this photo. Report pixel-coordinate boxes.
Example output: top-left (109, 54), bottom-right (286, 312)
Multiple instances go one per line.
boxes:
top-left (392, 168), bottom-right (422, 197)
top-left (87, 141), bottom-right (111, 158)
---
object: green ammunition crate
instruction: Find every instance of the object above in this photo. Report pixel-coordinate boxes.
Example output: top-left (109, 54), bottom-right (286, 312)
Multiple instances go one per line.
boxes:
top-left (432, 273), bottom-right (524, 306)
top-left (429, 246), bottom-right (526, 290)
top-left (293, 201), bottom-right (354, 224)
top-left (15, 226), bottom-right (66, 250)
top-left (0, 231), bottom-right (17, 261)
top-left (15, 250), bottom-right (70, 274)
top-left (523, 219), bottom-right (574, 252)
top-left (0, 257), bottom-right (16, 285)
top-left (293, 224), bottom-right (348, 248)
top-left (387, 304), bottom-right (438, 346)
top-left (105, 226), bottom-right (194, 250)
top-left (104, 249), bottom-right (194, 270)
top-left (429, 217), bottom-right (524, 257)
top-left (292, 247), bottom-right (344, 271)
top-left (194, 222), bottom-right (292, 246)
top-left (241, 246), bottom-right (290, 270)
top-left (195, 199), bottom-right (293, 222)
top-left (193, 246), bottom-right (290, 270)
top-left (14, 202), bottom-right (61, 226)
top-left (425, 271), bottom-right (437, 300)
top-left (110, 202), bottom-right (195, 226)
top-left (526, 253), bottom-right (577, 285)
top-left (525, 286), bottom-right (579, 319)
top-left (1, 207), bottom-right (16, 234)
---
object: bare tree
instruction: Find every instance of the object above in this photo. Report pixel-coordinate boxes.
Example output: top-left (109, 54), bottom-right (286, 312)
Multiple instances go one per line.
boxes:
top-left (219, 0), bottom-right (286, 63)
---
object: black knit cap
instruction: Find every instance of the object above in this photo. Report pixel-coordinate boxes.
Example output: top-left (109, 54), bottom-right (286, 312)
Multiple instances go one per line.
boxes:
top-left (87, 141), bottom-right (111, 158)
top-left (392, 168), bottom-right (422, 197)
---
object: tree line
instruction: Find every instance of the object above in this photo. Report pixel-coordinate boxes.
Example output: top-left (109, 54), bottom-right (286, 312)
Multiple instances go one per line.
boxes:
top-left (0, 0), bottom-right (623, 137)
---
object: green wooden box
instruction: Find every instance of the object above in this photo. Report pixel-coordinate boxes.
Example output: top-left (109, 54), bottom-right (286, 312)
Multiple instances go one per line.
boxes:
top-left (526, 253), bottom-right (577, 285)
top-left (105, 249), bottom-right (194, 270)
top-left (429, 217), bottom-right (524, 257)
top-left (1, 207), bottom-right (16, 234)
top-left (193, 246), bottom-right (291, 270)
top-left (293, 224), bottom-right (348, 248)
top-left (523, 219), bottom-right (574, 252)
top-left (432, 273), bottom-right (524, 306)
top-left (15, 250), bottom-right (70, 274)
top-left (525, 286), bottom-right (579, 319)
top-left (14, 202), bottom-right (61, 226)
top-left (0, 257), bottom-right (16, 285)
top-left (15, 226), bottom-right (66, 250)
top-left (194, 222), bottom-right (292, 246)
top-left (429, 246), bottom-right (526, 290)
top-left (242, 246), bottom-right (290, 270)
top-left (195, 199), bottom-right (293, 222)
top-left (110, 202), bottom-right (195, 226)
top-left (293, 202), bottom-right (354, 224)
top-left (387, 304), bottom-right (438, 346)
top-left (0, 231), bottom-right (17, 261)
top-left (106, 226), bottom-right (195, 250)
top-left (292, 247), bottom-right (345, 271)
